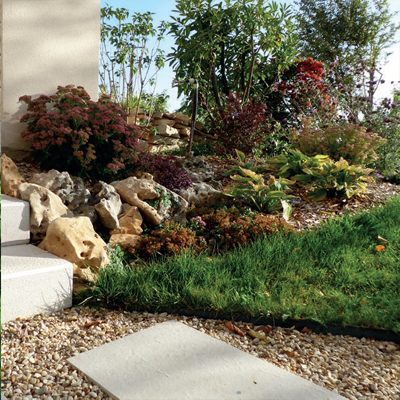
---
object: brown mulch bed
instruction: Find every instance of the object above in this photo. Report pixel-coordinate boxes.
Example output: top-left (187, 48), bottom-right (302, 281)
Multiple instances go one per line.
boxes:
top-left (13, 157), bottom-right (400, 233)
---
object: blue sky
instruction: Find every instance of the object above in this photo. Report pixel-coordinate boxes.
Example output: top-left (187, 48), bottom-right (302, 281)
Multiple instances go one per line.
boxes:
top-left (101, 0), bottom-right (400, 111)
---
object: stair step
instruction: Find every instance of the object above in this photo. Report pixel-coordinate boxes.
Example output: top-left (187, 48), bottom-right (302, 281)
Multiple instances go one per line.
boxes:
top-left (1, 194), bottom-right (30, 247)
top-left (1, 244), bottom-right (73, 324)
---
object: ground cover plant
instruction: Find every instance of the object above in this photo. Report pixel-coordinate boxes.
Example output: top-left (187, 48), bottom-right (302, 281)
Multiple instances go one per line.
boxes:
top-left (79, 195), bottom-right (400, 333)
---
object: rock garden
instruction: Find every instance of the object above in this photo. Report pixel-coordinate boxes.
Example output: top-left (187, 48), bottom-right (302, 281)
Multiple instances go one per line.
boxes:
top-left (1, 82), bottom-right (400, 399)
top-left (2, 1), bottom-right (400, 398)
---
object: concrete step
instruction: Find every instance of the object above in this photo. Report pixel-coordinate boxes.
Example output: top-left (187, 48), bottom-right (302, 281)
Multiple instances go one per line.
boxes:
top-left (1, 244), bottom-right (73, 324)
top-left (1, 194), bottom-right (30, 247)
top-left (68, 321), bottom-right (345, 400)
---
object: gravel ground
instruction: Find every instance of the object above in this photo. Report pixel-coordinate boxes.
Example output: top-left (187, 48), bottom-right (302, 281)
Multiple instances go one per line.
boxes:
top-left (1, 307), bottom-right (399, 400)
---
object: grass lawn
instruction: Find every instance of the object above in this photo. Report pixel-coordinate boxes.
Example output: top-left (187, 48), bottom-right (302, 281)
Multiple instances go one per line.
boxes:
top-left (80, 195), bottom-right (400, 333)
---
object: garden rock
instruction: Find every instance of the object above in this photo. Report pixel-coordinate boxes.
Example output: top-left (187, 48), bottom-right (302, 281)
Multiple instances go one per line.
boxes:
top-left (28, 169), bottom-right (96, 223)
top-left (110, 204), bottom-right (143, 236)
top-left (179, 182), bottom-right (221, 205)
top-left (109, 233), bottom-right (141, 251)
top-left (29, 169), bottom-right (75, 201)
top-left (1, 154), bottom-right (26, 198)
top-left (111, 177), bottom-right (162, 225)
top-left (67, 176), bottom-right (94, 217)
top-left (111, 177), bottom-right (188, 225)
top-left (174, 156), bottom-right (214, 183)
top-left (155, 125), bottom-right (180, 138)
top-left (38, 216), bottom-right (110, 283)
top-left (18, 183), bottom-right (73, 241)
top-left (156, 185), bottom-right (188, 225)
top-left (92, 181), bottom-right (122, 230)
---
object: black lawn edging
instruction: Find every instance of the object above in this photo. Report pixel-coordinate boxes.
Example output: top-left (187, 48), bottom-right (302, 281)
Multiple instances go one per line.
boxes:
top-left (125, 305), bottom-right (400, 344)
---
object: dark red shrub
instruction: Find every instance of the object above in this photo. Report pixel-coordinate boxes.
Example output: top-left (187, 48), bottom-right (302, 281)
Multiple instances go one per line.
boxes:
top-left (210, 93), bottom-right (269, 156)
top-left (134, 152), bottom-right (193, 192)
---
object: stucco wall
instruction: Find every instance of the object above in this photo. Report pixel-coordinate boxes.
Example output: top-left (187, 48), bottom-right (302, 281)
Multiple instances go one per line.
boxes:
top-left (1, 0), bottom-right (100, 153)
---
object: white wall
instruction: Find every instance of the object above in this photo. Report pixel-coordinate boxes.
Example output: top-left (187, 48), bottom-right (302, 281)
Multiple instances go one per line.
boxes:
top-left (1, 0), bottom-right (100, 152)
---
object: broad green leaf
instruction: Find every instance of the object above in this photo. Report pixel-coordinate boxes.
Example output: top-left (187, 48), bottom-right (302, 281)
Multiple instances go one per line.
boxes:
top-left (308, 188), bottom-right (327, 202)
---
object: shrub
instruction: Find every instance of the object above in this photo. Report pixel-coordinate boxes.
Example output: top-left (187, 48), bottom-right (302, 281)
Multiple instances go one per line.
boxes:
top-left (199, 207), bottom-right (292, 252)
top-left (288, 122), bottom-right (386, 165)
top-left (271, 57), bottom-right (335, 126)
top-left (139, 206), bottom-right (292, 259)
top-left (370, 91), bottom-right (400, 176)
top-left (134, 152), bottom-right (193, 192)
top-left (223, 168), bottom-right (296, 220)
top-left (210, 93), bottom-right (269, 156)
top-left (295, 158), bottom-right (374, 201)
top-left (138, 221), bottom-right (206, 259)
top-left (19, 85), bottom-right (141, 180)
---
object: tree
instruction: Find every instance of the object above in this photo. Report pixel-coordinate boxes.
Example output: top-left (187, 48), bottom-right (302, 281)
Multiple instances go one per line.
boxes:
top-left (168, 0), bottom-right (299, 115)
top-left (100, 6), bottom-right (169, 118)
top-left (294, 0), bottom-right (400, 106)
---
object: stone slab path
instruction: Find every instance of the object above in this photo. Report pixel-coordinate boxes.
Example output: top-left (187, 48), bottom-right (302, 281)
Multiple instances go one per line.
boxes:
top-left (68, 320), bottom-right (345, 400)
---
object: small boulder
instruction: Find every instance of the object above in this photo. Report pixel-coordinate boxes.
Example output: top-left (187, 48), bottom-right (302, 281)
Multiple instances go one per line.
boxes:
top-left (1, 154), bottom-right (26, 198)
top-left (111, 177), bottom-right (188, 225)
top-left (111, 177), bottom-right (161, 225)
top-left (109, 233), bottom-right (141, 252)
top-left (29, 169), bottom-right (75, 201)
top-left (28, 169), bottom-right (96, 223)
top-left (18, 183), bottom-right (73, 241)
top-left (179, 182), bottom-right (221, 205)
top-left (174, 156), bottom-right (214, 183)
top-left (110, 204), bottom-right (143, 235)
top-left (38, 216), bottom-right (110, 282)
top-left (92, 181), bottom-right (122, 230)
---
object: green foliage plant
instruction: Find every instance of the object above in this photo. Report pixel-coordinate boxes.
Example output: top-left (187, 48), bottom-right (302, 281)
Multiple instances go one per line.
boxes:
top-left (266, 148), bottom-right (329, 178)
top-left (288, 121), bottom-right (387, 165)
top-left (100, 6), bottom-right (169, 118)
top-left (223, 167), bottom-right (296, 220)
top-left (295, 0), bottom-right (400, 100)
top-left (295, 158), bottom-right (375, 201)
top-left (222, 149), bottom-right (270, 178)
top-left (370, 89), bottom-right (400, 177)
top-left (168, 0), bottom-right (299, 113)
top-left (19, 85), bottom-right (141, 181)
top-left (124, 91), bottom-right (170, 116)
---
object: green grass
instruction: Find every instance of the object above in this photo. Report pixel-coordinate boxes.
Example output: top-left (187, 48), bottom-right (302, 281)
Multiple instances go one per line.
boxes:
top-left (80, 195), bottom-right (400, 332)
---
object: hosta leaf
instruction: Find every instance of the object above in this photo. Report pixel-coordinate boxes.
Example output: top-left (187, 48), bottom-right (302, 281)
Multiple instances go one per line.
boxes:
top-left (235, 149), bottom-right (246, 163)
top-left (266, 190), bottom-right (286, 198)
top-left (308, 187), bottom-right (327, 201)
top-left (231, 174), bottom-right (252, 183)
top-left (238, 167), bottom-right (263, 182)
top-left (293, 174), bottom-right (313, 182)
top-left (281, 200), bottom-right (292, 221)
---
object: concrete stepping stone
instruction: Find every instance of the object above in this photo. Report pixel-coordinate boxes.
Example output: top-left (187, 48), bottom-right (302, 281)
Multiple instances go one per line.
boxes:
top-left (68, 320), bottom-right (345, 400)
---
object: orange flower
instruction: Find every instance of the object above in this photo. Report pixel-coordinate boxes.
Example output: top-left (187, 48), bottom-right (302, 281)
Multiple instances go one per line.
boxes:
top-left (376, 245), bottom-right (386, 252)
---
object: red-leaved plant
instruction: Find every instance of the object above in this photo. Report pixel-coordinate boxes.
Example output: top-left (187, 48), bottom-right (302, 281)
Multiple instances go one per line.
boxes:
top-left (210, 93), bottom-right (269, 156)
top-left (19, 85), bottom-right (141, 180)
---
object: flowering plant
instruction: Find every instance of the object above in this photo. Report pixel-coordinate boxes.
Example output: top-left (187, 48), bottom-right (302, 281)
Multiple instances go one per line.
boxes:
top-left (271, 57), bottom-right (334, 126)
top-left (19, 85), bottom-right (141, 180)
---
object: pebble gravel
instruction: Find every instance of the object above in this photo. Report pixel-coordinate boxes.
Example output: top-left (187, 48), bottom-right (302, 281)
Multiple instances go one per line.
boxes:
top-left (1, 307), bottom-right (399, 400)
